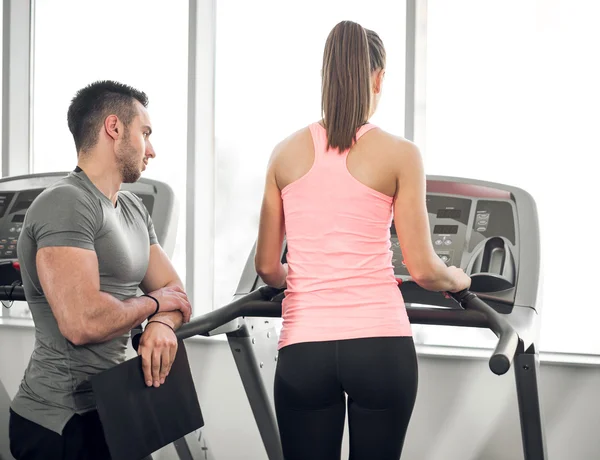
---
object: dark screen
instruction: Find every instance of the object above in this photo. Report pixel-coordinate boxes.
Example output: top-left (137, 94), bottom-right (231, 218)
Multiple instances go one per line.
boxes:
top-left (10, 189), bottom-right (44, 214)
top-left (436, 209), bottom-right (461, 219)
top-left (433, 225), bottom-right (458, 235)
top-left (0, 193), bottom-right (15, 218)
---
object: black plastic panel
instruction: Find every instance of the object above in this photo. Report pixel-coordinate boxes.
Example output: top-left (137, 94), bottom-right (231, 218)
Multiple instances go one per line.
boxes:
top-left (469, 200), bottom-right (516, 250)
top-left (0, 193), bottom-right (15, 219)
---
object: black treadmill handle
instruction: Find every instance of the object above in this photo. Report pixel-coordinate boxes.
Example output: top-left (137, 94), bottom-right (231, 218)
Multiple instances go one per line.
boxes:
top-left (175, 286), bottom-right (518, 376)
top-left (449, 289), bottom-right (519, 375)
top-left (175, 285), bottom-right (285, 340)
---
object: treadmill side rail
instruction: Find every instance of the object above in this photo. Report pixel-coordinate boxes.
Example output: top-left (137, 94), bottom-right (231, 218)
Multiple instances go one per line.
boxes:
top-left (226, 322), bottom-right (284, 460)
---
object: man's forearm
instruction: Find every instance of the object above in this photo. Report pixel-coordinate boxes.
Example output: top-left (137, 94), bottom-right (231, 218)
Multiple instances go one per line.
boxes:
top-left (78, 293), bottom-right (156, 344)
top-left (149, 311), bottom-right (184, 330)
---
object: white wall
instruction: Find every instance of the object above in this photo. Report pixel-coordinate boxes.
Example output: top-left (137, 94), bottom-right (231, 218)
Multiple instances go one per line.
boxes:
top-left (1, 325), bottom-right (600, 460)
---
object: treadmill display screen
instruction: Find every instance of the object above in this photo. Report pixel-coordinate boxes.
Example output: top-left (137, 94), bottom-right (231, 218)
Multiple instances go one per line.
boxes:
top-left (436, 209), bottom-right (461, 219)
top-left (433, 225), bottom-right (458, 235)
top-left (10, 189), bottom-right (44, 214)
top-left (0, 193), bottom-right (15, 218)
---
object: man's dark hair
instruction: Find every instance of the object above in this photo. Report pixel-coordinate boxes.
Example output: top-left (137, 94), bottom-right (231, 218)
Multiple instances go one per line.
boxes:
top-left (67, 80), bottom-right (148, 154)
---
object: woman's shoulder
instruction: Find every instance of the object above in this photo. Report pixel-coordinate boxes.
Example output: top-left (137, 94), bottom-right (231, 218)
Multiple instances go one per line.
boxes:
top-left (271, 125), bottom-right (315, 161)
top-left (358, 125), bottom-right (420, 159)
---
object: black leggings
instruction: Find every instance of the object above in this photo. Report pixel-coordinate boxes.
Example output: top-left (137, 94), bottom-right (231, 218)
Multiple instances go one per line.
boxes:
top-left (274, 336), bottom-right (418, 460)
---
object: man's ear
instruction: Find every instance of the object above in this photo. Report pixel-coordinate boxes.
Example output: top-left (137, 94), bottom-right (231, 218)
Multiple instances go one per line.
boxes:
top-left (104, 115), bottom-right (120, 141)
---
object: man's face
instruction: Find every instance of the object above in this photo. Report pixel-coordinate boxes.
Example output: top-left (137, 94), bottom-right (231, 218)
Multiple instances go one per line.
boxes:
top-left (116, 102), bottom-right (155, 183)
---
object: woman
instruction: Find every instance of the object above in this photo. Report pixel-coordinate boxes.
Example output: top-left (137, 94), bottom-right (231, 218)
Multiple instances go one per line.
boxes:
top-left (255, 20), bottom-right (471, 460)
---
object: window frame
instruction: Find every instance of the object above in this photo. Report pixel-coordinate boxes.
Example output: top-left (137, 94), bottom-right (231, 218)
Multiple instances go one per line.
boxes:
top-left (2, 0), bottom-right (216, 316)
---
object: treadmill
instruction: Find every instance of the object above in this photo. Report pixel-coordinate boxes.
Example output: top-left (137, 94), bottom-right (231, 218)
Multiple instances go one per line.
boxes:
top-left (172, 175), bottom-right (547, 460)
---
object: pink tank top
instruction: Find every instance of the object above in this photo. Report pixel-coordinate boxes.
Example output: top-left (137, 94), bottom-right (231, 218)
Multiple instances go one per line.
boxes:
top-left (278, 122), bottom-right (412, 349)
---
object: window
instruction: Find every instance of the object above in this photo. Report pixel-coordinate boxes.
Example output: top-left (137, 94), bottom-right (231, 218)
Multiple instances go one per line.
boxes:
top-left (214, 0), bottom-right (407, 309)
top-left (32, 0), bottom-right (188, 281)
top-left (417, 0), bottom-right (599, 354)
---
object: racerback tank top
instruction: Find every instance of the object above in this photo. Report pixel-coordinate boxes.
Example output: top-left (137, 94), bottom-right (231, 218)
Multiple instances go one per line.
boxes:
top-left (278, 122), bottom-right (412, 349)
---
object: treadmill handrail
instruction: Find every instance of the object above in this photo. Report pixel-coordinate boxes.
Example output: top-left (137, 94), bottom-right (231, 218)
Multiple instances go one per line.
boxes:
top-left (175, 286), bottom-right (519, 376)
top-left (450, 289), bottom-right (519, 375)
top-left (2, 283), bottom-right (518, 376)
top-left (175, 286), bottom-right (283, 340)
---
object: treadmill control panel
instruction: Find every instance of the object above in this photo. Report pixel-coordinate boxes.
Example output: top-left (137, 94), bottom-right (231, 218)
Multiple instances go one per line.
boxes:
top-left (386, 180), bottom-right (523, 312)
top-left (391, 195), bottom-right (473, 273)
top-left (0, 190), bottom-right (39, 259)
top-left (391, 194), bottom-right (516, 277)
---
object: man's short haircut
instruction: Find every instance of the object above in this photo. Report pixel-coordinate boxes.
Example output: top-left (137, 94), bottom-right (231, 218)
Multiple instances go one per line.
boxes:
top-left (67, 80), bottom-right (148, 154)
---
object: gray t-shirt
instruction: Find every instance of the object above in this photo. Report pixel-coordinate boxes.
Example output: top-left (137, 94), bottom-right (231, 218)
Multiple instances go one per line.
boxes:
top-left (10, 170), bottom-right (158, 434)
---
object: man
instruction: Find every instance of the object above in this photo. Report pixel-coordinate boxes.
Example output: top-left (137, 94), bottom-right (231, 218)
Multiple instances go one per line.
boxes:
top-left (8, 80), bottom-right (192, 460)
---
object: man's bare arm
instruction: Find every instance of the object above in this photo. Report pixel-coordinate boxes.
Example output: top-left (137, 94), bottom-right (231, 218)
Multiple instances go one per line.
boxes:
top-left (140, 244), bottom-right (188, 329)
top-left (137, 243), bottom-right (191, 387)
top-left (37, 246), bottom-right (190, 345)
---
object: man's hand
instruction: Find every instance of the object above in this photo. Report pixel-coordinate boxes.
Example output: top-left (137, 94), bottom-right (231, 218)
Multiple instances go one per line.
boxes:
top-left (147, 285), bottom-right (192, 323)
top-left (138, 319), bottom-right (178, 387)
